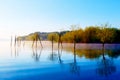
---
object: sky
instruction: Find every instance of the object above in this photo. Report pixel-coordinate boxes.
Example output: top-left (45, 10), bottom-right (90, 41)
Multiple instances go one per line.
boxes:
top-left (0, 0), bottom-right (120, 40)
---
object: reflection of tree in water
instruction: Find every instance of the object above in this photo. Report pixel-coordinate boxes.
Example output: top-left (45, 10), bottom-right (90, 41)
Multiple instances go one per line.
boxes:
top-left (11, 37), bottom-right (20, 57)
top-left (81, 49), bottom-right (101, 59)
top-left (48, 52), bottom-right (58, 61)
top-left (97, 58), bottom-right (116, 76)
top-left (48, 41), bottom-right (63, 65)
top-left (48, 37), bottom-right (58, 62)
top-left (11, 45), bottom-right (18, 57)
top-left (96, 47), bottom-right (116, 77)
top-left (58, 48), bottom-right (63, 64)
top-left (69, 38), bottom-right (80, 75)
top-left (69, 53), bottom-right (80, 75)
top-left (32, 48), bottom-right (42, 62)
top-left (58, 32), bottom-right (63, 64)
top-left (65, 48), bottom-right (103, 60)
top-left (107, 49), bottom-right (120, 58)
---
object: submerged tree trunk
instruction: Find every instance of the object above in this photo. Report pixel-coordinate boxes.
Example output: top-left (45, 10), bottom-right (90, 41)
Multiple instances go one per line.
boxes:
top-left (102, 42), bottom-right (105, 60)
top-left (74, 35), bottom-right (76, 62)
top-left (14, 36), bottom-right (17, 47)
top-left (38, 35), bottom-right (43, 48)
top-left (102, 43), bottom-right (104, 49)
top-left (58, 33), bottom-right (63, 49)
top-left (32, 39), bottom-right (35, 47)
top-left (36, 39), bottom-right (37, 49)
top-left (10, 36), bottom-right (12, 47)
top-left (52, 36), bottom-right (53, 53)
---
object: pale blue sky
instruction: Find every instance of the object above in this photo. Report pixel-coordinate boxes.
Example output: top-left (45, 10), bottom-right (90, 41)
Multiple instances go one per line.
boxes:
top-left (0, 0), bottom-right (120, 39)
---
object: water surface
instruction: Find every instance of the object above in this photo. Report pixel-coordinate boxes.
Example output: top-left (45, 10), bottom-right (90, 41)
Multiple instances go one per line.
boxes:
top-left (0, 41), bottom-right (120, 80)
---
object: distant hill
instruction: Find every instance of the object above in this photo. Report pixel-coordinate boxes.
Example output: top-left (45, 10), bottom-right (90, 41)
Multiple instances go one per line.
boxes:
top-left (17, 31), bottom-right (69, 41)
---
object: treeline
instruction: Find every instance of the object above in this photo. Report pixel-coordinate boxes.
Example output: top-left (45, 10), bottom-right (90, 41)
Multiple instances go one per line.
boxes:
top-left (48, 25), bottom-right (120, 43)
top-left (17, 24), bottom-right (120, 43)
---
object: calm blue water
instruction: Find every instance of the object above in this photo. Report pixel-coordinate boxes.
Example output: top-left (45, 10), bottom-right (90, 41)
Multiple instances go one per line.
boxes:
top-left (0, 41), bottom-right (120, 80)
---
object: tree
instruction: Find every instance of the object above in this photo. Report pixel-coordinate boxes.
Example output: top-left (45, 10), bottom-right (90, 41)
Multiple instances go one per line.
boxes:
top-left (31, 32), bottom-right (43, 48)
top-left (97, 24), bottom-right (116, 47)
top-left (61, 28), bottom-right (83, 43)
top-left (110, 28), bottom-right (120, 43)
top-left (48, 33), bottom-right (59, 53)
top-left (47, 33), bottom-right (59, 42)
top-left (83, 26), bottom-right (100, 43)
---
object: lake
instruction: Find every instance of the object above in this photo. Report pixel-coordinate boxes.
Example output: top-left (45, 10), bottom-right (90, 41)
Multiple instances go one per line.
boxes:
top-left (0, 41), bottom-right (120, 80)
